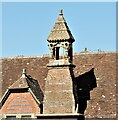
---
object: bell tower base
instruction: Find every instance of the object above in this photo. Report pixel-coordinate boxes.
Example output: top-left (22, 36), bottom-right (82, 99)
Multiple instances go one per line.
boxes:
top-left (43, 65), bottom-right (75, 114)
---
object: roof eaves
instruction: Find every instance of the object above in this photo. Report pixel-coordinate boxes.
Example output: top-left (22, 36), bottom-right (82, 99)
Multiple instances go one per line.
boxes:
top-left (0, 89), bottom-right (10, 108)
top-left (8, 87), bottom-right (29, 90)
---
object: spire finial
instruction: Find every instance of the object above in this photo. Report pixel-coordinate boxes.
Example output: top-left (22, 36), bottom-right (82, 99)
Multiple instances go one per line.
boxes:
top-left (59, 8), bottom-right (63, 15)
top-left (22, 68), bottom-right (26, 74)
top-left (21, 69), bottom-right (26, 78)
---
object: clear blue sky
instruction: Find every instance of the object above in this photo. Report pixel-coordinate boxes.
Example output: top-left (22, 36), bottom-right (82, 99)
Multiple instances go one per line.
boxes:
top-left (2, 2), bottom-right (116, 57)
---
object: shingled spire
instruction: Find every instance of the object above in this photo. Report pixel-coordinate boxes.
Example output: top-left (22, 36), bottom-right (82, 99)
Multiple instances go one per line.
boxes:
top-left (47, 9), bottom-right (75, 64)
top-left (47, 9), bottom-right (74, 42)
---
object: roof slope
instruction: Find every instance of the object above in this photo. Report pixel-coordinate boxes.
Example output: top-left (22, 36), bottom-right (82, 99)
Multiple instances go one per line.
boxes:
top-left (1, 52), bottom-right (117, 118)
top-left (47, 9), bottom-right (75, 42)
top-left (1, 69), bottom-right (44, 106)
top-left (8, 69), bottom-right (29, 89)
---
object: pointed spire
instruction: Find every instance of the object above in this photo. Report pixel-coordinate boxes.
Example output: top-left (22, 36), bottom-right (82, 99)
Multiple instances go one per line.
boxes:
top-left (47, 9), bottom-right (75, 42)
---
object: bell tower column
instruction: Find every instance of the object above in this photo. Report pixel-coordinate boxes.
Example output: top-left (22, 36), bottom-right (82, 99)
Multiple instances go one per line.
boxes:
top-left (43, 9), bottom-right (76, 114)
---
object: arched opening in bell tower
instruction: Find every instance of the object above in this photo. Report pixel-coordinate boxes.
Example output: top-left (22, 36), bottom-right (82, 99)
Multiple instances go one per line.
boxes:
top-left (52, 46), bottom-right (65, 60)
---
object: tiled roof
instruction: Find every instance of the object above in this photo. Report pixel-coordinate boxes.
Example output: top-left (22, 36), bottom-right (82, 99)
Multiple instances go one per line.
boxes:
top-left (8, 69), bottom-right (43, 103)
top-left (47, 9), bottom-right (75, 42)
top-left (8, 73), bottom-right (29, 89)
top-left (1, 52), bottom-right (116, 118)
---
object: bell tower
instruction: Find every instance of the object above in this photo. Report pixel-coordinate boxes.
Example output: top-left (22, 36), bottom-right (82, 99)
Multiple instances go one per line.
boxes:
top-left (44, 9), bottom-right (75, 114)
top-left (47, 9), bottom-right (75, 66)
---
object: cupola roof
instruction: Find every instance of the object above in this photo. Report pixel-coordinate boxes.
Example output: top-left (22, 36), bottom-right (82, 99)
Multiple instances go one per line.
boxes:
top-left (47, 9), bottom-right (75, 42)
